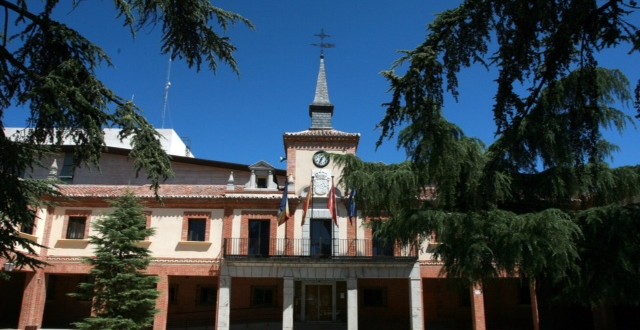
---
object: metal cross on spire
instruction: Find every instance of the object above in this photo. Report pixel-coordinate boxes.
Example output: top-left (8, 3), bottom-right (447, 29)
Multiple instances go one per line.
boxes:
top-left (312, 28), bottom-right (335, 57)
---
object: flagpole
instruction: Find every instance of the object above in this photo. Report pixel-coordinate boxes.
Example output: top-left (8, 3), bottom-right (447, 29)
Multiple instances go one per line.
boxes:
top-left (329, 176), bottom-right (338, 227)
top-left (302, 176), bottom-right (314, 226)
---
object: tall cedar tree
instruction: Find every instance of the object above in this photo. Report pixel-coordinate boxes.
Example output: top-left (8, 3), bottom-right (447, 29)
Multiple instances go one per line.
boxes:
top-left (335, 1), bottom-right (640, 329)
top-left (73, 192), bottom-right (157, 330)
top-left (0, 1), bottom-right (252, 269)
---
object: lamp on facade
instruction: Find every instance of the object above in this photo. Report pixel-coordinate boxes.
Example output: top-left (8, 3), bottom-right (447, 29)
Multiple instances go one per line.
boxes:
top-left (3, 261), bottom-right (15, 272)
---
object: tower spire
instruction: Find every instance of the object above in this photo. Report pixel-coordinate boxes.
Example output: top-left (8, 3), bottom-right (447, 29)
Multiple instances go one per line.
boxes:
top-left (309, 29), bottom-right (335, 129)
top-left (312, 54), bottom-right (331, 106)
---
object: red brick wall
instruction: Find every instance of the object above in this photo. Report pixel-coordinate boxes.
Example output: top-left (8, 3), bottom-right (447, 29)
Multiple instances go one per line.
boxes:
top-left (358, 278), bottom-right (411, 329)
top-left (153, 273), bottom-right (169, 330)
top-left (19, 271), bottom-right (46, 329)
top-left (471, 283), bottom-right (487, 330)
top-left (347, 210), bottom-right (356, 239)
top-left (222, 207), bottom-right (234, 254)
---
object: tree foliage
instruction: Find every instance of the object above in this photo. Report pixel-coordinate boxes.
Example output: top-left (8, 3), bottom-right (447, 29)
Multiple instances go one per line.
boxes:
top-left (0, 0), bottom-right (251, 269)
top-left (337, 0), bottom-right (640, 316)
top-left (73, 192), bottom-right (157, 330)
top-left (569, 203), bottom-right (640, 307)
top-left (380, 0), bottom-right (639, 170)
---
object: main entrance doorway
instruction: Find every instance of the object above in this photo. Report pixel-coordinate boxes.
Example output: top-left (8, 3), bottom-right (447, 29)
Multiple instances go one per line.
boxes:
top-left (303, 283), bottom-right (335, 322)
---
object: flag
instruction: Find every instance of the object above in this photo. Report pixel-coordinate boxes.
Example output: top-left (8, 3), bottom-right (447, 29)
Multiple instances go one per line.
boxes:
top-left (301, 179), bottom-right (313, 226)
top-left (277, 184), bottom-right (290, 224)
top-left (328, 177), bottom-right (338, 226)
top-left (348, 189), bottom-right (357, 222)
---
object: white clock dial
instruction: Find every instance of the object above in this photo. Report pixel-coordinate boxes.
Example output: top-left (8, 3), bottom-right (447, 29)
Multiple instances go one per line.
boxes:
top-left (313, 151), bottom-right (329, 168)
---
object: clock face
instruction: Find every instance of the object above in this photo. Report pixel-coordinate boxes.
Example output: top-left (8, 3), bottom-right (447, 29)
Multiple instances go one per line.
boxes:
top-left (313, 151), bottom-right (329, 168)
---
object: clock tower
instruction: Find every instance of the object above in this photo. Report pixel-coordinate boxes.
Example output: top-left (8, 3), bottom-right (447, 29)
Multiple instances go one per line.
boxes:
top-left (282, 52), bottom-right (360, 200)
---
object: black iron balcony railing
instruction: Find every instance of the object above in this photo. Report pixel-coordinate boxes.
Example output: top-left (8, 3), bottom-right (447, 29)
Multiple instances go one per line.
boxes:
top-left (223, 238), bottom-right (418, 260)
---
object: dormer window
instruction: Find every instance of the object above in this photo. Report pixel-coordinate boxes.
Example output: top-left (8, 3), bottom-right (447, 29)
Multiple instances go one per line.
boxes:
top-left (245, 161), bottom-right (278, 190)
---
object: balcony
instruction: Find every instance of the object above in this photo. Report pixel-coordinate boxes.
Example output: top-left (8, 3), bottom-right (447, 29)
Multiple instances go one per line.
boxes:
top-left (223, 238), bottom-right (418, 260)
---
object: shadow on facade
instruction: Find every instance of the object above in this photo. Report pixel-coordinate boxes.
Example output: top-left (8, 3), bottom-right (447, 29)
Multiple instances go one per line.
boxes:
top-left (0, 272), bottom-right (26, 328)
top-left (166, 275), bottom-right (217, 329)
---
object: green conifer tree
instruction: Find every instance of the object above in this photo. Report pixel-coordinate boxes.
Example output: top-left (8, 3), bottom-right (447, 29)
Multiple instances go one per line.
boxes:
top-left (73, 192), bottom-right (157, 330)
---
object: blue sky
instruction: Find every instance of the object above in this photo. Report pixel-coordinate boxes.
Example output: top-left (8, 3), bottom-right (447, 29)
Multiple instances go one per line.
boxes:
top-left (4, 1), bottom-right (639, 168)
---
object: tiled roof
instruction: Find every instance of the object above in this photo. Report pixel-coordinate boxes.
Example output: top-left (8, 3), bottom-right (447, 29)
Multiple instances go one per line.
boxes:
top-left (57, 185), bottom-right (226, 198)
top-left (56, 185), bottom-right (287, 199)
top-left (284, 129), bottom-right (360, 138)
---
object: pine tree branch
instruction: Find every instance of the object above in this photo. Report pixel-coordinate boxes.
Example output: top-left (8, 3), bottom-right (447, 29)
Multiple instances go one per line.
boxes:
top-left (0, 0), bottom-right (45, 26)
top-left (0, 44), bottom-right (39, 80)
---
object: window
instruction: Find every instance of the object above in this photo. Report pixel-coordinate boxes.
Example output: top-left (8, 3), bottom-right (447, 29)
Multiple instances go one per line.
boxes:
top-left (59, 153), bottom-right (75, 184)
top-left (252, 286), bottom-right (276, 307)
top-left (362, 288), bottom-right (387, 307)
top-left (20, 217), bottom-right (35, 235)
top-left (257, 177), bottom-right (267, 188)
top-left (249, 220), bottom-right (270, 256)
top-left (188, 218), bottom-right (206, 241)
top-left (198, 286), bottom-right (217, 306)
top-left (181, 212), bottom-right (211, 242)
top-left (66, 216), bottom-right (87, 239)
top-left (63, 210), bottom-right (91, 240)
top-left (311, 219), bottom-right (332, 257)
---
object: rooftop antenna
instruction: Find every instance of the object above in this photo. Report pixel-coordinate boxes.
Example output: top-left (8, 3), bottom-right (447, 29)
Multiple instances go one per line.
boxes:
top-left (312, 28), bottom-right (335, 57)
top-left (161, 58), bottom-right (172, 129)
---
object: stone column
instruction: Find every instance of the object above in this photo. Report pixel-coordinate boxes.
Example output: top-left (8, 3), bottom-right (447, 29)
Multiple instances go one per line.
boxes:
top-left (216, 275), bottom-right (232, 330)
top-left (409, 263), bottom-right (425, 330)
top-left (153, 273), bottom-right (169, 330)
top-left (283, 277), bottom-right (294, 330)
top-left (18, 270), bottom-right (46, 329)
top-left (470, 283), bottom-right (486, 330)
top-left (347, 277), bottom-right (358, 330)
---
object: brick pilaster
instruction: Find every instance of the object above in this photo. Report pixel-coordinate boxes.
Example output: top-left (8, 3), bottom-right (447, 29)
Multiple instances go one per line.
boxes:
top-left (470, 283), bottom-right (486, 330)
top-left (18, 270), bottom-right (46, 329)
top-left (153, 272), bottom-right (169, 330)
top-left (222, 207), bottom-right (234, 256)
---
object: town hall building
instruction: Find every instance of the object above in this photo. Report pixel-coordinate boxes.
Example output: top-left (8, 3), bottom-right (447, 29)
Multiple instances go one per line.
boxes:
top-left (0, 54), bottom-right (532, 330)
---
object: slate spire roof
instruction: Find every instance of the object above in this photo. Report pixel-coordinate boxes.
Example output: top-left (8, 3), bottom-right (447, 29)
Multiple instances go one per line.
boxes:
top-left (312, 53), bottom-right (332, 106)
top-left (309, 53), bottom-right (335, 129)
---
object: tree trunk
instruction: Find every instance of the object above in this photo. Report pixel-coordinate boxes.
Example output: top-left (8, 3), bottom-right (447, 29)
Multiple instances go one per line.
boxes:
top-left (592, 304), bottom-right (616, 330)
top-left (529, 278), bottom-right (540, 330)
